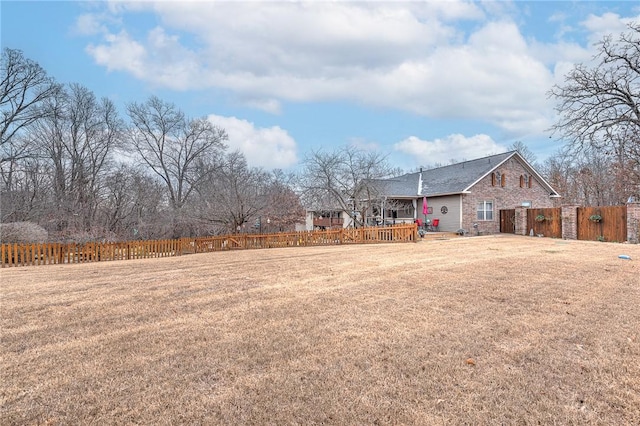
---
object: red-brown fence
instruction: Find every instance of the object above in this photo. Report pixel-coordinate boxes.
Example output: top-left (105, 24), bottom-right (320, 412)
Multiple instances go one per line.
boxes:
top-left (0, 239), bottom-right (183, 267)
top-left (526, 207), bottom-right (562, 238)
top-left (500, 209), bottom-right (516, 234)
top-left (1, 224), bottom-right (418, 268)
top-left (577, 206), bottom-right (627, 242)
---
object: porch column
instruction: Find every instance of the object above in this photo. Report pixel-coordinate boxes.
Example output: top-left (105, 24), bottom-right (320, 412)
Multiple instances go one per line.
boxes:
top-left (412, 199), bottom-right (417, 220)
top-left (561, 205), bottom-right (579, 240)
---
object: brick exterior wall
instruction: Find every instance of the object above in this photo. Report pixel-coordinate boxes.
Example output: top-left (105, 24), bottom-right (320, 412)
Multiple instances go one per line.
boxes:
top-left (627, 202), bottom-right (640, 244)
top-left (515, 206), bottom-right (528, 235)
top-left (461, 157), bottom-right (556, 235)
top-left (561, 205), bottom-right (580, 240)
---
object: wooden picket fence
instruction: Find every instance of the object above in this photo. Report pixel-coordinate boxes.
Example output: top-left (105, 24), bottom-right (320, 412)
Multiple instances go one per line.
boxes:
top-left (0, 239), bottom-right (183, 268)
top-left (1, 224), bottom-right (418, 268)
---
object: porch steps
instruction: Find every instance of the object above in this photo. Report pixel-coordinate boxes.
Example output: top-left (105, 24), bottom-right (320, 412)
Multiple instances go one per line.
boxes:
top-left (418, 232), bottom-right (460, 241)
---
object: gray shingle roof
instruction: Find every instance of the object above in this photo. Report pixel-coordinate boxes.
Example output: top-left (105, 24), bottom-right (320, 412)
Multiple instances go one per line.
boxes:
top-left (376, 151), bottom-right (516, 197)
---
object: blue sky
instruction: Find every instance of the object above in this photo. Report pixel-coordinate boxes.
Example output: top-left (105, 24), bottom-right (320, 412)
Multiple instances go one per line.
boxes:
top-left (2, 1), bottom-right (639, 171)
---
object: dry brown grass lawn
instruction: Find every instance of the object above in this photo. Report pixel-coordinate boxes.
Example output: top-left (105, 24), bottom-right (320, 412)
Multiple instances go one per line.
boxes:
top-left (1, 235), bottom-right (639, 425)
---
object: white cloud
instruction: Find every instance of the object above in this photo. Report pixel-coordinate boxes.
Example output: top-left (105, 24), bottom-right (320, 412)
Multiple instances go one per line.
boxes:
top-left (362, 21), bottom-right (555, 135)
top-left (80, 3), bottom-right (636, 140)
top-left (86, 27), bottom-right (204, 90)
top-left (86, 30), bottom-right (147, 78)
top-left (394, 134), bottom-right (505, 165)
top-left (348, 137), bottom-right (380, 152)
top-left (548, 12), bottom-right (567, 23)
top-left (536, 11), bottom-right (640, 98)
top-left (206, 115), bottom-right (298, 170)
top-left (74, 13), bottom-right (108, 36)
top-left (581, 12), bottom-right (640, 44)
top-left (243, 98), bottom-right (282, 115)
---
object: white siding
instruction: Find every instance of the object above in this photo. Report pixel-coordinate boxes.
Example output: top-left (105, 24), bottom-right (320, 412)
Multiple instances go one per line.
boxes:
top-left (305, 211), bottom-right (315, 231)
top-left (419, 195), bottom-right (463, 232)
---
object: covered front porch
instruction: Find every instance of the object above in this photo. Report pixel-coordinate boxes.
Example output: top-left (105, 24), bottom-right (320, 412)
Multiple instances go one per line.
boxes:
top-left (366, 198), bottom-right (426, 224)
top-left (365, 196), bottom-right (446, 231)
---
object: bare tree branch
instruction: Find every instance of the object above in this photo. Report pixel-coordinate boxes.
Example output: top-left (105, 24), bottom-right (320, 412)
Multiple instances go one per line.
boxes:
top-left (126, 96), bottom-right (227, 236)
top-left (1, 48), bottom-right (62, 162)
top-left (549, 22), bottom-right (640, 199)
top-left (300, 146), bottom-right (395, 227)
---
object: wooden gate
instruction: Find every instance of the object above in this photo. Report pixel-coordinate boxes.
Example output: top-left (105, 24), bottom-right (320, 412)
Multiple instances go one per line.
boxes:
top-left (526, 208), bottom-right (562, 238)
top-left (500, 209), bottom-right (516, 233)
top-left (577, 206), bottom-right (626, 242)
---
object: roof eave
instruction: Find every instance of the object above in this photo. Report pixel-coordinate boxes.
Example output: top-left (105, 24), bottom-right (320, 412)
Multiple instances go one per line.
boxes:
top-left (427, 191), bottom-right (469, 197)
top-left (462, 152), bottom-right (517, 192)
top-left (380, 191), bottom-right (468, 198)
top-left (413, 191), bottom-right (469, 197)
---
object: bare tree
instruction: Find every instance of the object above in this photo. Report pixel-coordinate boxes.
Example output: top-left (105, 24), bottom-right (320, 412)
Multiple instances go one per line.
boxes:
top-left (1, 48), bottom-right (61, 164)
top-left (27, 84), bottom-right (123, 234)
top-left (195, 151), bottom-right (269, 233)
top-left (0, 156), bottom-right (49, 222)
top-left (99, 163), bottom-right (168, 240)
top-left (549, 23), bottom-right (640, 200)
top-left (541, 147), bottom-right (622, 206)
top-left (126, 96), bottom-right (227, 236)
top-left (261, 169), bottom-right (305, 232)
top-left (300, 146), bottom-right (395, 227)
top-left (508, 141), bottom-right (537, 165)
top-left (541, 149), bottom-right (577, 205)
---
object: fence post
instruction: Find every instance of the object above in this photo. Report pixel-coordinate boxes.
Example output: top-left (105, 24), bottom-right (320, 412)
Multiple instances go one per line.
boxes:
top-left (627, 201), bottom-right (640, 244)
top-left (561, 205), bottom-right (579, 240)
top-left (514, 207), bottom-right (528, 235)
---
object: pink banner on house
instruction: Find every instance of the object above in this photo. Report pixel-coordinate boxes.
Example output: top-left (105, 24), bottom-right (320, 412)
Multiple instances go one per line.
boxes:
top-left (422, 196), bottom-right (428, 216)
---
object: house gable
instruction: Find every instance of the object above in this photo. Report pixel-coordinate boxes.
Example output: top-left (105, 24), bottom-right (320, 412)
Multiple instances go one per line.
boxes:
top-left (421, 152), bottom-right (514, 196)
top-left (460, 154), bottom-right (559, 234)
top-left (463, 151), bottom-right (559, 198)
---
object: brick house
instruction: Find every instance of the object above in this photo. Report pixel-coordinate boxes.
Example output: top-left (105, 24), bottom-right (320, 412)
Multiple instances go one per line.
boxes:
top-left (371, 151), bottom-right (560, 234)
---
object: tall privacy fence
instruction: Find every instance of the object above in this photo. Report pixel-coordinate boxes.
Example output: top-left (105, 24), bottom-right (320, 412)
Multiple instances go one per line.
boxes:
top-left (501, 202), bottom-right (639, 243)
top-left (1, 224), bottom-right (418, 268)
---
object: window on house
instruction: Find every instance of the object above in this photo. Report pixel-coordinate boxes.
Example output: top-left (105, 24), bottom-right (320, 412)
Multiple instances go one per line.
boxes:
top-left (491, 172), bottom-right (496, 186)
top-left (477, 201), bottom-right (494, 221)
top-left (528, 175), bottom-right (533, 188)
top-left (501, 173), bottom-right (506, 187)
top-left (520, 175), bottom-right (524, 188)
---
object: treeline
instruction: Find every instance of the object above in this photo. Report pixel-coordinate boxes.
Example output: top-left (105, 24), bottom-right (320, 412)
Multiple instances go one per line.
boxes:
top-left (2, 22), bottom-right (639, 242)
top-left (495, 140), bottom-right (637, 207)
top-left (1, 48), bottom-right (304, 242)
top-left (541, 148), bottom-right (637, 207)
top-left (545, 23), bottom-right (640, 206)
